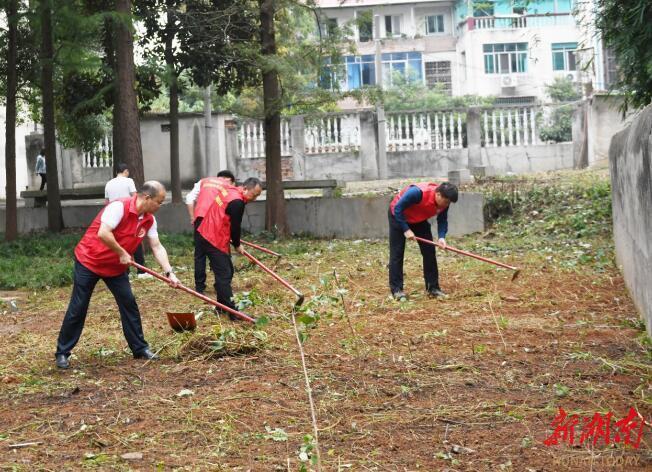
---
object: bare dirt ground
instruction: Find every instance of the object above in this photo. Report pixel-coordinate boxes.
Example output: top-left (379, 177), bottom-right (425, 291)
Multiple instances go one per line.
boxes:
top-left (1, 170), bottom-right (650, 471)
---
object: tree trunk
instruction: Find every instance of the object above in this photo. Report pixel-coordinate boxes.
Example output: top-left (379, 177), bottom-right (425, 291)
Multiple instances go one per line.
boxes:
top-left (4, 0), bottom-right (18, 241)
top-left (103, 16), bottom-right (122, 177)
top-left (40, 0), bottom-right (63, 232)
top-left (259, 0), bottom-right (287, 235)
top-left (114, 0), bottom-right (144, 187)
top-left (166, 7), bottom-right (181, 202)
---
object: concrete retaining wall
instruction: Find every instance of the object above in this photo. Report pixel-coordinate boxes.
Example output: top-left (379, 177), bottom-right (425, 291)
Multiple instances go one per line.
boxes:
top-left (609, 104), bottom-right (652, 338)
top-left (482, 143), bottom-right (574, 174)
top-left (1, 192), bottom-right (484, 239)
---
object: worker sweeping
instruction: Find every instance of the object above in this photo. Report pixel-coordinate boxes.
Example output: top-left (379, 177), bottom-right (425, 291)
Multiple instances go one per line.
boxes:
top-left (388, 181), bottom-right (458, 300)
top-left (185, 170), bottom-right (236, 294)
top-left (54, 181), bottom-right (179, 369)
top-left (196, 177), bottom-right (262, 319)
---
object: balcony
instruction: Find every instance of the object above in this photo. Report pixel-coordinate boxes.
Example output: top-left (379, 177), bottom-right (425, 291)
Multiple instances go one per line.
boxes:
top-left (458, 13), bottom-right (575, 34)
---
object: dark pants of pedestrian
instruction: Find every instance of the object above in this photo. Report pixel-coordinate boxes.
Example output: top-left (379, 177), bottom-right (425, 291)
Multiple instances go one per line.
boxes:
top-left (197, 232), bottom-right (236, 311)
top-left (55, 260), bottom-right (149, 358)
top-left (133, 243), bottom-right (146, 274)
top-left (39, 173), bottom-right (47, 190)
top-left (193, 217), bottom-right (207, 293)
top-left (388, 209), bottom-right (440, 294)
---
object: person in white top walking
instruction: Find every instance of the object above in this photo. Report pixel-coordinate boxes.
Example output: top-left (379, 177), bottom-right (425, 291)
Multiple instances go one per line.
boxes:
top-left (35, 148), bottom-right (47, 190)
top-left (105, 163), bottom-right (149, 278)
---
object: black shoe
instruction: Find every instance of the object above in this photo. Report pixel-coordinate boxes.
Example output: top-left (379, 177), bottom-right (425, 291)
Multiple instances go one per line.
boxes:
top-left (214, 307), bottom-right (243, 322)
top-left (55, 354), bottom-right (70, 369)
top-left (392, 290), bottom-right (408, 301)
top-left (133, 348), bottom-right (159, 360)
top-left (427, 288), bottom-right (447, 298)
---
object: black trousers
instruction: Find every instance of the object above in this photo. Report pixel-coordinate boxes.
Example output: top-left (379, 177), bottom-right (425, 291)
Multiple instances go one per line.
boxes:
top-left (55, 260), bottom-right (149, 357)
top-left (39, 173), bottom-right (47, 190)
top-left (388, 210), bottom-right (439, 294)
top-left (197, 232), bottom-right (236, 311)
top-left (193, 217), bottom-right (207, 293)
top-left (133, 243), bottom-right (145, 273)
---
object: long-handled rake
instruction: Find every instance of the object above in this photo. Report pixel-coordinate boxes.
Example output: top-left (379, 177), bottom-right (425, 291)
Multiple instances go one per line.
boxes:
top-left (240, 249), bottom-right (305, 307)
top-left (130, 262), bottom-right (256, 330)
top-left (241, 240), bottom-right (282, 258)
top-left (413, 236), bottom-right (521, 281)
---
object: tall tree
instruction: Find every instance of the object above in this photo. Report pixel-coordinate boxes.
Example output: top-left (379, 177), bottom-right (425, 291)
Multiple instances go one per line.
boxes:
top-left (114, 0), bottom-right (144, 187)
top-left (4, 0), bottom-right (19, 240)
top-left (136, 0), bottom-right (183, 201)
top-left (40, 0), bottom-right (63, 231)
top-left (595, 0), bottom-right (652, 111)
top-left (259, 0), bottom-right (286, 235)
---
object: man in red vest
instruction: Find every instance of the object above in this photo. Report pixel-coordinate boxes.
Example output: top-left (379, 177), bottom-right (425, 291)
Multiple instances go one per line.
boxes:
top-left (55, 181), bottom-right (180, 369)
top-left (197, 177), bottom-right (263, 317)
top-left (185, 170), bottom-right (236, 294)
top-left (388, 181), bottom-right (458, 300)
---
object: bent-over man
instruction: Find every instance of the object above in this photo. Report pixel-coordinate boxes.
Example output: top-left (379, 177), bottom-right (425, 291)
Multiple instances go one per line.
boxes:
top-left (197, 177), bottom-right (262, 317)
top-left (55, 181), bottom-right (179, 369)
top-left (388, 181), bottom-right (458, 300)
top-left (185, 170), bottom-right (236, 294)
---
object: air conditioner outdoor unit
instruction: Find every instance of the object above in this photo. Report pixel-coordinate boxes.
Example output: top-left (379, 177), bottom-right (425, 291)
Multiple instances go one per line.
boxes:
top-left (566, 73), bottom-right (575, 81)
top-left (500, 75), bottom-right (518, 88)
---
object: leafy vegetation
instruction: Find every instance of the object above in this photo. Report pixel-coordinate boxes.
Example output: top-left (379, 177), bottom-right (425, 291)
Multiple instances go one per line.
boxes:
top-left (539, 77), bottom-right (581, 143)
top-left (594, 0), bottom-right (652, 111)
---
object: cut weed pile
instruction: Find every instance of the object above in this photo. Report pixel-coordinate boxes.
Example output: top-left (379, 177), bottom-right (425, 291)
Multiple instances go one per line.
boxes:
top-left (0, 168), bottom-right (650, 470)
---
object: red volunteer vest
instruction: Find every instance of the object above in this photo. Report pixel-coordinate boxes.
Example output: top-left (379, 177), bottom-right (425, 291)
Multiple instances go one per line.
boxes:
top-left (197, 185), bottom-right (246, 253)
top-left (194, 177), bottom-right (234, 220)
top-left (390, 182), bottom-right (444, 223)
top-left (74, 196), bottom-right (154, 277)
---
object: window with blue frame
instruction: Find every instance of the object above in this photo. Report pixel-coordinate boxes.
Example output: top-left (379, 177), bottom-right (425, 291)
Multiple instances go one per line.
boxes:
top-left (346, 55), bottom-right (376, 90)
top-left (319, 57), bottom-right (346, 91)
top-left (382, 52), bottom-right (422, 87)
top-left (552, 42), bottom-right (577, 71)
top-left (483, 43), bottom-right (528, 74)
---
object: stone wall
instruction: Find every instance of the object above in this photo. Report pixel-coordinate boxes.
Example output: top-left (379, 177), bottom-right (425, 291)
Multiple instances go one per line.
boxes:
top-left (1, 192), bottom-right (484, 240)
top-left (609, 104), bottom-right (652, 337)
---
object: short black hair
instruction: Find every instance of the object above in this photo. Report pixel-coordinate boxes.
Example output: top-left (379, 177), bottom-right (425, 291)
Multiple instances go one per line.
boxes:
top-left (40, 148), bottom-right (46, 155)
top-left (437, 182), bottom-right (458, 203)
top-left (243, 177), bottom-right (262, 190)
top-left (217, 169), bottom-right (235, 182)
top-left (117, 163), bottom-right (129, 174)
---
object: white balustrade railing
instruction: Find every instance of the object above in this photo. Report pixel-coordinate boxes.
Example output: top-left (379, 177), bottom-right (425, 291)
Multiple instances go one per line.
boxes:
top-left (304, 113), bottom-right (361, 154)
top-left (464, 13), bottom-right (573, 32)
top-left (239, 119), bottom-right (292, 158)
top-left (481, 106), bottom-right (538, 147)
top-left (82, 134), bottom-right (113, 168)
top-left (386, 110), bottom-right (466, 151)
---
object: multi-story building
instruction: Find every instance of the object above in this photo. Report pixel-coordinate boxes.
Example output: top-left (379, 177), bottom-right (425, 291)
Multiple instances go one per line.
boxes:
top-left (316, 0), bottom-right (610, 103)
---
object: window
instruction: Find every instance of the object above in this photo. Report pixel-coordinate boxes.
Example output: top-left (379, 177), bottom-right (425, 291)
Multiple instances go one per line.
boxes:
top-left (319, 58), bottom-right (345, 91)
top-left (321, 18), bottom-right (338, 37)
top-left (346, 55), bottom-right (376, 90)
top-left (425, 61), bottom-right (452, 94)
top-left (382, 52), bottom-right (422, 87)
top-left (385, 15), bottom-right (401, 37)
top-left (357, 12), bottom-right (373, 42)
top-left (483, 43), bottom-right (528, 74)
top-left (474, 1), bottom-right (494, 17)
top-left (425, 15), bottom-right (445, 35)
top-left (552, 42), bottom-right (577, 71)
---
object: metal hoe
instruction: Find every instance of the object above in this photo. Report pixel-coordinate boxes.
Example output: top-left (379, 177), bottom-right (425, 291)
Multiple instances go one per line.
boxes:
top-left (413, 236), bottom-right (521, 281)
top-left (130, 262), bottom-right (256, 326)
top-left (240, 248), bottom-right (305, 307)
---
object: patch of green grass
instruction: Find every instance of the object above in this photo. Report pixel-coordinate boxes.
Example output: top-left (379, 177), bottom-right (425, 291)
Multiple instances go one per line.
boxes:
top-left (0, 231), bottom-right (81, 289)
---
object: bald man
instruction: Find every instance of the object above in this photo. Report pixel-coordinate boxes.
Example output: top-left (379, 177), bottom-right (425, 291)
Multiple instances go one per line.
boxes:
top-left (55, 181), bottom-right (179, 369)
